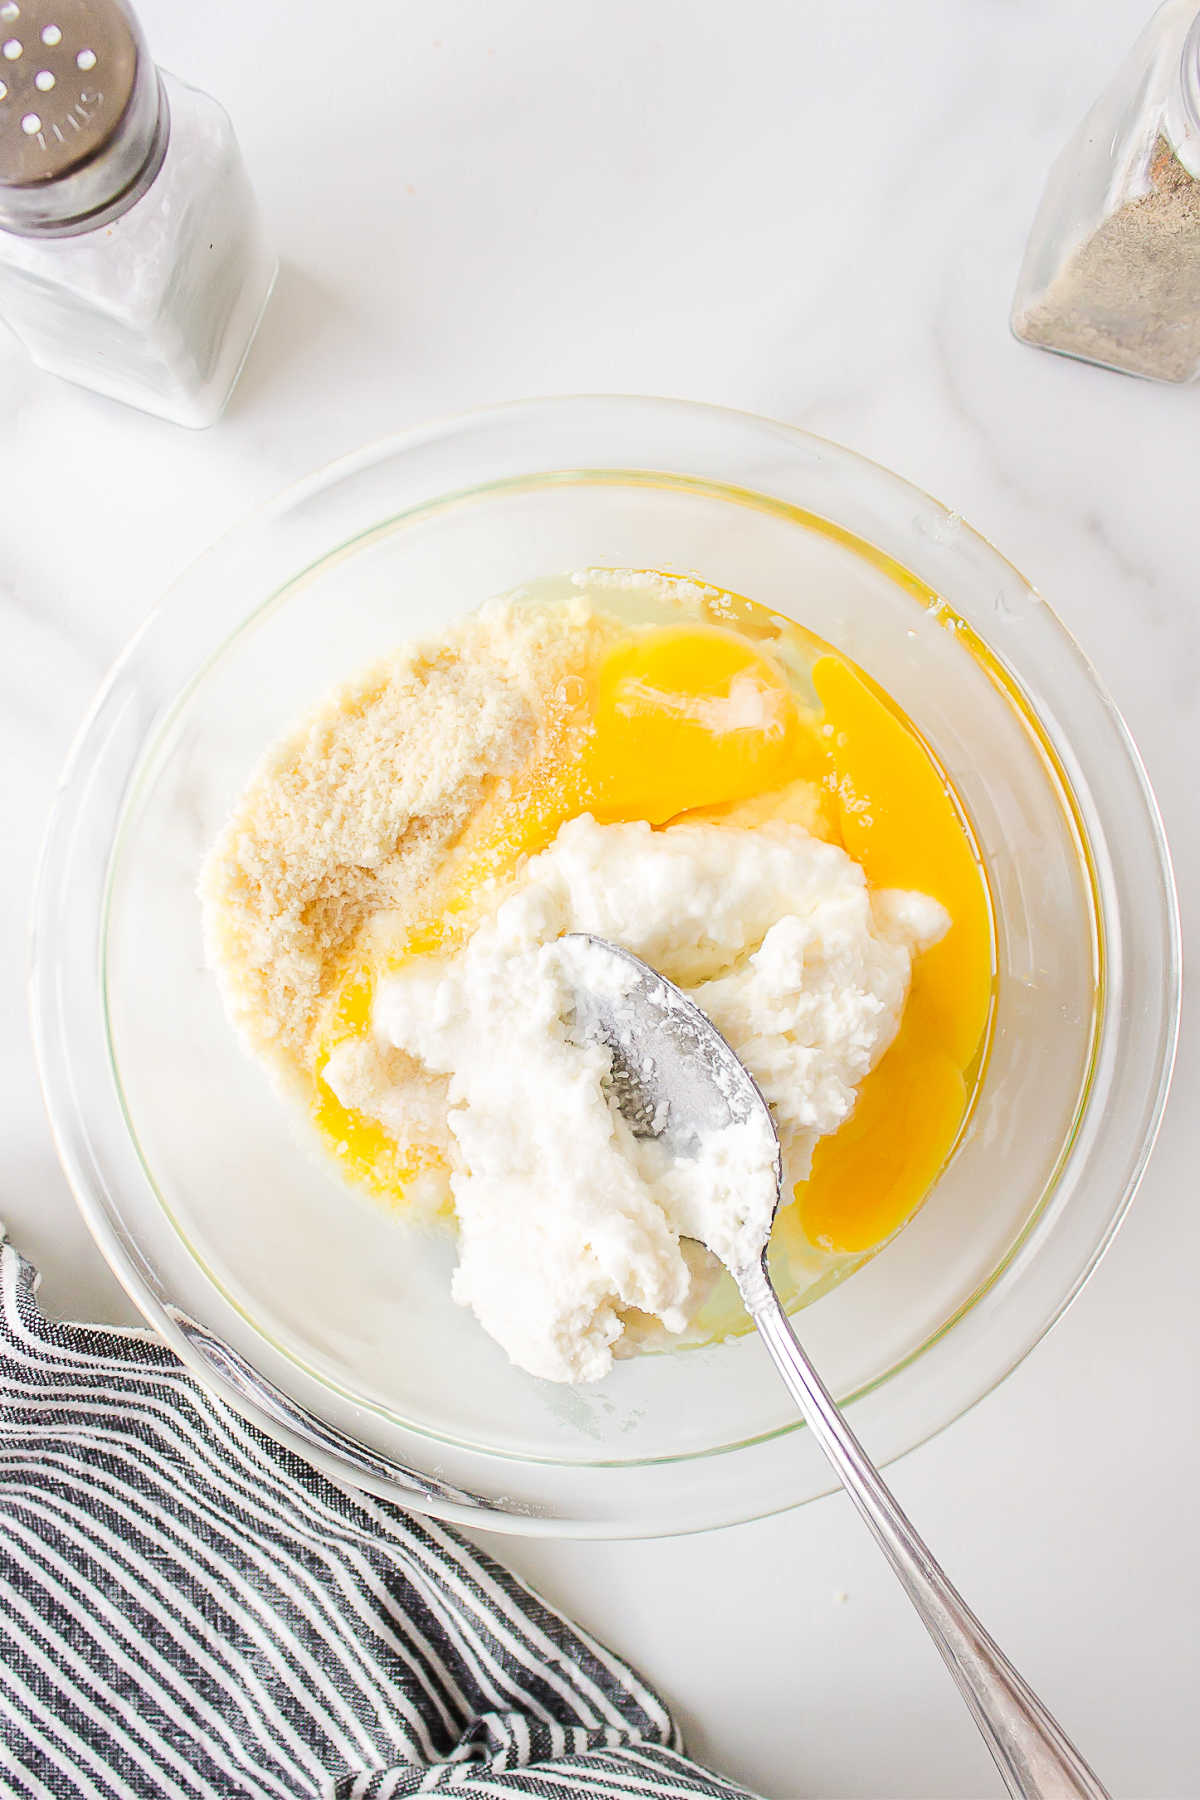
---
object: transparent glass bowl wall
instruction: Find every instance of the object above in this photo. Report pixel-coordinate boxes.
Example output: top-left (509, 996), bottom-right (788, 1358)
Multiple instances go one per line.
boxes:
top-left (33, 398), bottom-right (1179, 1537)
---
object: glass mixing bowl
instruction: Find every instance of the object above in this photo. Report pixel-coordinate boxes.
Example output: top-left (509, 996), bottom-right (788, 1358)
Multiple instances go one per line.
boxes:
top-left (32, 397), bottom-right (1179, 1538)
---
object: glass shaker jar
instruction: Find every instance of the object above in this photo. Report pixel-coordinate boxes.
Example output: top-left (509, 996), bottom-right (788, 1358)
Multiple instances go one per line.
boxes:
top-left (0, 0), bottom-right (275, 425)
top-left (1012, 0), bottom-right (1200, 383)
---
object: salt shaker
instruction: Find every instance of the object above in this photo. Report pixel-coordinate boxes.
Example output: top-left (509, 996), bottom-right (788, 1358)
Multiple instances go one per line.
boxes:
top-left (0, 0), bottom-right (275, 425)
top-left (1012, 1), bottom-right (1200, 383)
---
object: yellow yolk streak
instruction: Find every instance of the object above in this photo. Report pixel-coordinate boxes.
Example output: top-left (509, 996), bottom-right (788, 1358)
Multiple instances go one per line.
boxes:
top-left (779, 656), bottom-right (993, 1255)
top-left (312, 616), bottom-right (993, 1262)
top-left (312, 961), bottom-right (447, 1201)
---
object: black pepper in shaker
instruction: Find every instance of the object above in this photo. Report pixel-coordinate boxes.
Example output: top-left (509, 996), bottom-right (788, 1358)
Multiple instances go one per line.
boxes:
top-left (1012, 0), bottom-right (1200, 383)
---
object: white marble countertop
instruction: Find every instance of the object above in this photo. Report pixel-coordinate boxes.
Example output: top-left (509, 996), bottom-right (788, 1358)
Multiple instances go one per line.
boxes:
top-left (2, 1), bottom-right (1197, 1795)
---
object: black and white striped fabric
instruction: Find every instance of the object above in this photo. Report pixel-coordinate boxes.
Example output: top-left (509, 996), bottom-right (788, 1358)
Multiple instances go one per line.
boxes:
top-left (0, 1242), bottom-right (759, 1800)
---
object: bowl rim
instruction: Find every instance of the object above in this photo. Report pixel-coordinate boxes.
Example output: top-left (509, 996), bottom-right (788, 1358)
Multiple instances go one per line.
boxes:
top-left (30, 394), bottom-right (1182, 1537)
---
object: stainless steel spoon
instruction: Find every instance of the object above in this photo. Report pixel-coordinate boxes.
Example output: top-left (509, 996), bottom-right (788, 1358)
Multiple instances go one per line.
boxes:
top-left (567, 934), bottom-right (1110, 1800)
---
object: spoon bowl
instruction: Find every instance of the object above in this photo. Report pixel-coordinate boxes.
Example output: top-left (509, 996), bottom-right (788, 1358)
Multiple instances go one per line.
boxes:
top-left (564, 933), bottom-right (782, 1274)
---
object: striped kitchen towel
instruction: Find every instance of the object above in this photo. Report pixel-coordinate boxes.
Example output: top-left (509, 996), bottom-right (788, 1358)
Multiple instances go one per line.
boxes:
top-left (0, 1241), bottom-right (759, 1800)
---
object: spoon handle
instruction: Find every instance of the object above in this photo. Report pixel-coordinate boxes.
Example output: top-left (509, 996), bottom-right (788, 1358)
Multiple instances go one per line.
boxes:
top-left (739, 1258), bottom-right (1110, 1800)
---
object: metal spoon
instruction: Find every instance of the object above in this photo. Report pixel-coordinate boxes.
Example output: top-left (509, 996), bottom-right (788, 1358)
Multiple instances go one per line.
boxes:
top-left (567, 934), bottom-right (1110, 1800)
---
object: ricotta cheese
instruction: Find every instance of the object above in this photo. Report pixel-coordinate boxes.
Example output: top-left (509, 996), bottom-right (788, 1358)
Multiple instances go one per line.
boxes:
top-left (323, 815), bottom-right (948, 1384)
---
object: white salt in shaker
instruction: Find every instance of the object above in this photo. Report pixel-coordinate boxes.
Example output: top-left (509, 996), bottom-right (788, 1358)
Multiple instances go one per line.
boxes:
top-left (1012, 0), bottom-right (1200, 384)
top-left (0, 0), bottom-right (275, 425)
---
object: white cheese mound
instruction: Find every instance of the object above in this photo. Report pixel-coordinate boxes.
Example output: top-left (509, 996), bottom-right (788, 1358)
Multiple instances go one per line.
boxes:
top-left (322, 816), bottom-right (949, 1384)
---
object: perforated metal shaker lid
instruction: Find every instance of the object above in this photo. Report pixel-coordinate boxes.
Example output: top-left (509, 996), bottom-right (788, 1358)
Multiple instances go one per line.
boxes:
top-left (0, 0), bottom-right (167, 236)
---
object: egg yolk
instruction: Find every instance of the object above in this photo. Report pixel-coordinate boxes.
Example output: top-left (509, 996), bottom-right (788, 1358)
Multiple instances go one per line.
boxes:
top-left (584, 624), bottom-right (821, 822)
top-left (313, 612), bottom-right (993, 1263)
top-left (780, 656), bottom-right (992, 1256)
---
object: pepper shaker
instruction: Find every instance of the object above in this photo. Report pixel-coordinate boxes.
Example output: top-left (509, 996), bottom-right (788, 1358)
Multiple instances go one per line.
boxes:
top-left (0, 0), bottom-right (276, 425)
top-left (1012, 0), bottom-right (1200, 384)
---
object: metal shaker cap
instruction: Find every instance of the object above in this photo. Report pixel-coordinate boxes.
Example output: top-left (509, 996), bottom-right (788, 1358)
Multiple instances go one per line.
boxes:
top-left (0, 0), bottom-right (167, 236)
